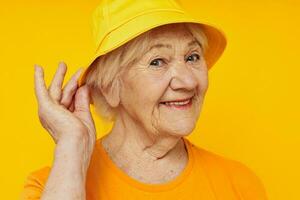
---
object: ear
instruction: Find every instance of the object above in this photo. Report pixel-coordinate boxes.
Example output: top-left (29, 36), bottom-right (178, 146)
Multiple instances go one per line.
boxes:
top-left (101, 79), bottom-right (121, 108)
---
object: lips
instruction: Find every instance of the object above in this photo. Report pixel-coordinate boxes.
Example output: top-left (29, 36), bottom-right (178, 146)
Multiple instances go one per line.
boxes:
top-left (159, 96), bottom-right (193, 105)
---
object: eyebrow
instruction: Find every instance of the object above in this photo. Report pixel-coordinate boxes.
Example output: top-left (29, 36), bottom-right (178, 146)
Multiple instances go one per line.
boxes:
top-left (187, 40), bottom-right (203, 49)
top-left (147, 39), bottom-right (203, 52)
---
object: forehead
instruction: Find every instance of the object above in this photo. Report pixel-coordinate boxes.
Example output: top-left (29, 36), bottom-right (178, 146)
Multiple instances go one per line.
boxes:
top-left (124, 23), bottom-right (202, 65)
top-left (149, 23), bottom-right (193, 41)
top-left (145, 24), bottom-right (201, 52)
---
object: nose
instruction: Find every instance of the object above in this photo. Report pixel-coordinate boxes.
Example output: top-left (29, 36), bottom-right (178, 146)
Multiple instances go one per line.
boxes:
top-left (169, 63), bottom-right (198, 91)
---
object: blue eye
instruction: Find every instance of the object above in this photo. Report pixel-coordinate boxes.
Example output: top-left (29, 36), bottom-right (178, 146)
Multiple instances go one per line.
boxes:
top-left (149, 54), bottom-right (200, 68)
top-left (186, 54), bottom-right (200, 62)
top-left (150, 58), bottom-right (164, 67)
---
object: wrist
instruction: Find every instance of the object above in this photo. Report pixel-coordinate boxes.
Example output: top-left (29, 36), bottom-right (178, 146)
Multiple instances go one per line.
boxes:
top-left (54, 135), bottom-right (95, 171)
top-left (56, 133), bottom-right (95, 153)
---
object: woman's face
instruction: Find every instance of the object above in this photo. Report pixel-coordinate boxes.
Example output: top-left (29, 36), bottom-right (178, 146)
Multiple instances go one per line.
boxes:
top-left (119, 24), bottom-right (208, 137)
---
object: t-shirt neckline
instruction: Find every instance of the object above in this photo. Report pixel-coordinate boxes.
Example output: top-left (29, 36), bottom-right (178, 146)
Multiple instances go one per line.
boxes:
top-left (96, 136), bottom-right (195, 192)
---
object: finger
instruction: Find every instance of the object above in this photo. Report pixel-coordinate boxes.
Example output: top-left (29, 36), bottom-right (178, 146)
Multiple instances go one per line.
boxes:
top-left (60, 68), bottom-right (84, 108)
top-left (74, 85), bottom-right (91, 114)
top-left (73, 85), bottom-right (95, 131)
top-left (48, 61), bottom-right (67, 102)
top-left (34, 64), bottom-right (51, 106)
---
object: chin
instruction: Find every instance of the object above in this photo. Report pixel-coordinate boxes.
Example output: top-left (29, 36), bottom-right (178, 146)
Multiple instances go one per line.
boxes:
top-left (163, 122), bottom-right (196, 137)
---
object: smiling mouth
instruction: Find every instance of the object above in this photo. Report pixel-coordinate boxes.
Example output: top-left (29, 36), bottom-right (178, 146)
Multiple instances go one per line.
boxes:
top-left (159, 97), bottom-right (193, 110)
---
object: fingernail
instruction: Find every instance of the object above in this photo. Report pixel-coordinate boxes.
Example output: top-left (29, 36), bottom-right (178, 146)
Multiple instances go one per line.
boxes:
top-left (76, 67), bottom-right (84, 75)
top-left (34, 64), bottom-right (39, 71)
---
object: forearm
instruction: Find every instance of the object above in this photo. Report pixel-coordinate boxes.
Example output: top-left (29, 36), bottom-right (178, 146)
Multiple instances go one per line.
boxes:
top-left (41, 138), bottom-right (93, 200)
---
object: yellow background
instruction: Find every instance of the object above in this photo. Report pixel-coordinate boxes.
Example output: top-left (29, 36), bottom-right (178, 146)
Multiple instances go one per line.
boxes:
top-left (0, 0), bottom-right (299, 199)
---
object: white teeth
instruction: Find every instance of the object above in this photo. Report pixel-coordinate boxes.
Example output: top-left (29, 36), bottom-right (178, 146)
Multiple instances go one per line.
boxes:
top-left (165, 99), bottom-right (190, 106)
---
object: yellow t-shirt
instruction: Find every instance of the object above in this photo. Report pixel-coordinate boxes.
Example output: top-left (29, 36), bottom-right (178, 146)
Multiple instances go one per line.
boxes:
top-left (21, 137), bottom-right (268, 199)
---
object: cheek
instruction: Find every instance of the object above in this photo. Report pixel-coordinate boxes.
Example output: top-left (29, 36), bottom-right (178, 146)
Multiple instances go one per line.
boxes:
top-left (137, 73), bottom-right (170, 103)
top-left (195, 68), bottom-right (209, 94)
top-left (121, 78), bottom-right (170, 134)
top-left (122, 73), bottom-right (168, 114)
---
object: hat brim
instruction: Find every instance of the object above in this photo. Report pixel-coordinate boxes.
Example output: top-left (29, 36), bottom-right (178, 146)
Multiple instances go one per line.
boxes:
top-left (78, 10), bottom-right (227, 86)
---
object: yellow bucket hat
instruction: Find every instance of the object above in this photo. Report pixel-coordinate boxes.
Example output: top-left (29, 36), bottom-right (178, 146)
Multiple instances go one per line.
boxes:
top-left (78, 0), bottom-right (227, 86)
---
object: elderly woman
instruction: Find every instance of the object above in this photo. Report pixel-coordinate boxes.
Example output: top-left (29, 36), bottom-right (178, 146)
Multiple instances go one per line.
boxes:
top-left (22, 0), bottom-right (268, 199)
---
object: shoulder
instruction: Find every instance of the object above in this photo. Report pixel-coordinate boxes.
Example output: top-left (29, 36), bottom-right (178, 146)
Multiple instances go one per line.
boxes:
top-left (186, 139), bottom-right (268, 199)
top-left (20, 166), bottom-right (51, 200)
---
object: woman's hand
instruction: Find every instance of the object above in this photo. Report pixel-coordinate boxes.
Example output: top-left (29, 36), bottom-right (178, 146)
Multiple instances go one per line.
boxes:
top-left (34, 62), bottom-right (96, 200)
top-left (34, 61), bottom-right (96, 155)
